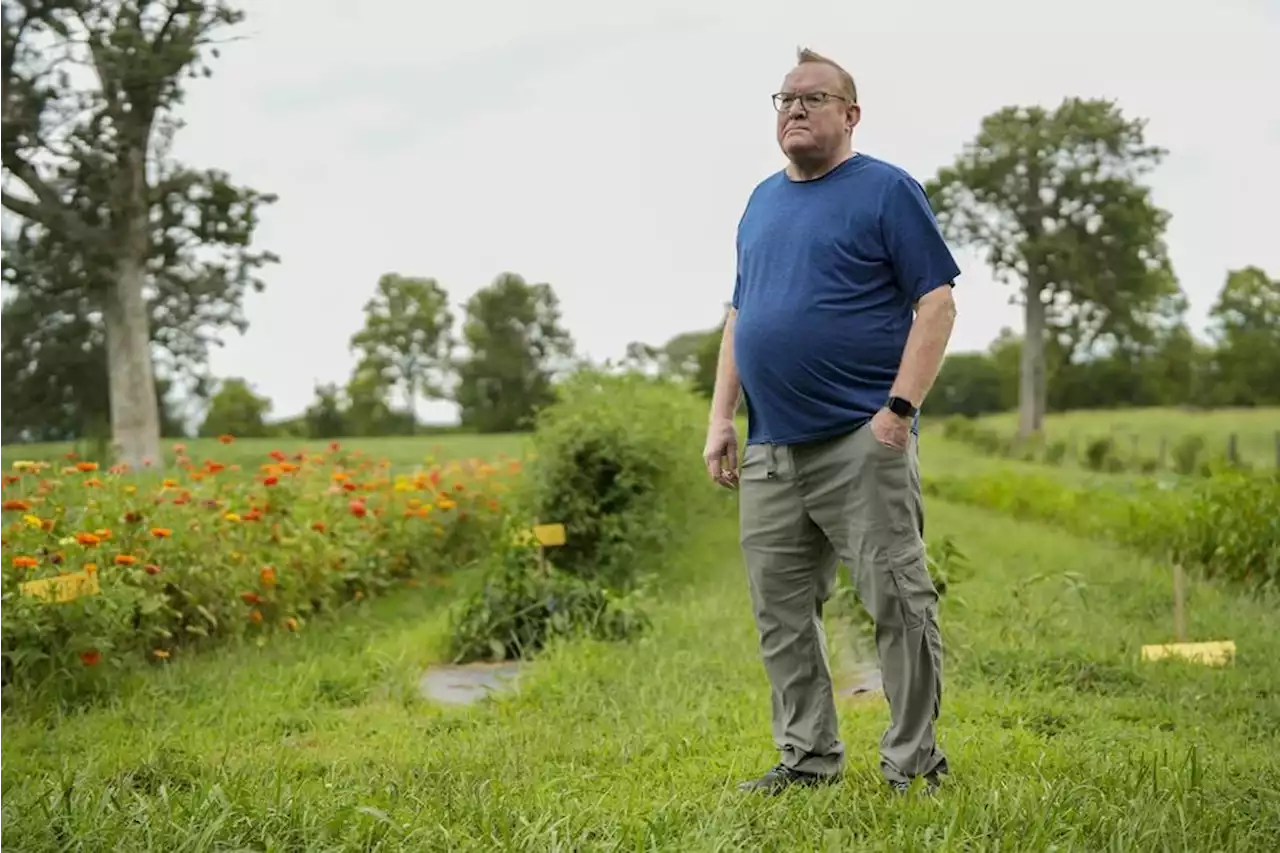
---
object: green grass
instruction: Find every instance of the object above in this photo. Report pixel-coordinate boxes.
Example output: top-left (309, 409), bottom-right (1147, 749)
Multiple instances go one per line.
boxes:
top-left (973, 406), bottom-right (1280, 469)
top-left (0, 432), bottom-right (532, 470)
top-left (5, 488), bottom-right (1279, 850)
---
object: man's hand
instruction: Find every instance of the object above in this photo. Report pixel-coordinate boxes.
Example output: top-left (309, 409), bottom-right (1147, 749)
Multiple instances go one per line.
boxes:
top-left (869, 407), bottom-right (910, 452)
top-left (703, 418), bottom-right (740, 489)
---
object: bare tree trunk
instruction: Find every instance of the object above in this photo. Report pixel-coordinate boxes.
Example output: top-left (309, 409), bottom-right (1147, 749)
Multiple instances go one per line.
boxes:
top-left (1018, 282), bottom-right (1047, 439)
top-left (104, 254), bottom-right (161, 469)
top-left (106, 142), bottom-right (161, 470)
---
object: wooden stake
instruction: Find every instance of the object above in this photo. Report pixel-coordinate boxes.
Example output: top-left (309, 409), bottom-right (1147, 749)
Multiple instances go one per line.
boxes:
top-left (1172, 562), bottom-right (1186, 643)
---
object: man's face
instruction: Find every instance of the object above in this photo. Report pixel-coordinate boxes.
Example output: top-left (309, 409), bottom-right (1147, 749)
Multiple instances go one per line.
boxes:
top-left (775, 63), bottom-right (857, 164)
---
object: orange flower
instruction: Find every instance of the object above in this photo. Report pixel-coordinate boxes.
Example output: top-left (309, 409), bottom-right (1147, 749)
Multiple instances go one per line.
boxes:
top-left (329, 441), bottom-right (341, 452)
top-left (284, 617), bottom-right (299, 631)
top-left (94, 528), bottom-right (112, 540)
top-left (249, 608), bottom-right (263, 624)
top-left (80, 649), bottom-right (102, 667)
top-left (172, 443), bottom-right (187, 454)
top-left (161, 478), bottom-right (179, 488)
top-left (269, 450), bottom-right (287, 462)
top-left (218, 434), bottom-right (235, 445)
top-left (2, 499), bottom-right (31, 512)
top-left (150, 527), bottom-right (172, 539)
top-left (144, 564), bottom-right (162, 575)
top-left (75, 461), bottom-right (99, 473)
top-left (263, 476), bottom-right (279, 487)
top-left (259, 565), bottom-right (277, 587)
top-left (349, 500), bottom-right (368, 518)
top-left (152, 649), bottom-right (170, 660)
top-left (75, 532), bottom-right (101, 546)
top-left (114, 554), bottom-right (138, 566)
top-left (124, 511), bottom-right (144, 524)
top-left (310, 521), bottom-right (327, 533)
top-left (12, 555), bottom-right (38, 569)
top-left (240, 591), bottom-right (262, 605)
top-left (84, 477), bottom-right (103, 488)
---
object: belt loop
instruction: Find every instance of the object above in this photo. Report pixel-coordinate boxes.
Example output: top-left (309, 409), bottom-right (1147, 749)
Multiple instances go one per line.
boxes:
top-left (766, 444), bottom-right (778, 479)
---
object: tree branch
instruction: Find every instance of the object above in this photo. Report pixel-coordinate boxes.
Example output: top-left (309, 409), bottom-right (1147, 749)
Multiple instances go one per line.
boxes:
top-left (1, 149), bottom-right (98, 246)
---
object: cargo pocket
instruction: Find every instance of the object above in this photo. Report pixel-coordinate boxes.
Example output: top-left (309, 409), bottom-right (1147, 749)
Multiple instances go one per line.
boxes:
top-left (885, 538), bottom-right (936, 630)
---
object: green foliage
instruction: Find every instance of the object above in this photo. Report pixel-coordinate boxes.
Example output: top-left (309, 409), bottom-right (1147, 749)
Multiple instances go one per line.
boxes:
top-left (445, 371), bottom-right (716, 663)
top-left (198, 378), bottom-right (272, 438)
top-left (523, 370), bottom-right (715, 586)
top-left (1, 2), bottom-right (277, 461)
top-left (927, 97), bottom-right (1179, 434)
top-left (349, 273), bottom-right (454, 419)
top-left (454, 272), bottom-right (575, 434)
top-left (925, 470), bottom-right (1280, 592)
top-left (1205, 266), bottom-right (1280, 406)
top-left (446, 519), bottom-right (652, 664)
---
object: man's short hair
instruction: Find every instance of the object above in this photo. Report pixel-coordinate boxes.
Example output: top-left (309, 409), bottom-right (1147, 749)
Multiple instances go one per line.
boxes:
top-left (795, 47), bottom-right (858, 105)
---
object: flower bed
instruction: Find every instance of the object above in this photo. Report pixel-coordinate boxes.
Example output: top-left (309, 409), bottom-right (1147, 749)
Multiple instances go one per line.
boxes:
top-left (1, 440), bottom-right (518, 690)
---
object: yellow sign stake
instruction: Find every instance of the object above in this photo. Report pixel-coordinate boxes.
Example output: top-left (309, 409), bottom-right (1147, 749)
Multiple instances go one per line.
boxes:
top-left (20, 570), bottom-right (101, 604)
top-left (512, 522), bottom-right (567, 572)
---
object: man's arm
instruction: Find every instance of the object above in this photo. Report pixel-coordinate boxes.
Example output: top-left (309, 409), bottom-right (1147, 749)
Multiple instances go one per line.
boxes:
top-left (709, 308), bottom-right (741, 422)
top-left (890, 287), bottom-right (956, 408)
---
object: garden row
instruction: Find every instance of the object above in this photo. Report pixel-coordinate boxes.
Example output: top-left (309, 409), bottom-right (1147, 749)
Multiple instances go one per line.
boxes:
top-left (923, 466), bottom-right (1280, 591)
top-left (939, 416), bottom-right (1268, 477)
top-left (0, 372), bottom-right (718, 701)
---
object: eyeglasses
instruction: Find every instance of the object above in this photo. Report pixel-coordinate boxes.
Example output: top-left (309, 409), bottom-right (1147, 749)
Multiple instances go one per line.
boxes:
top-left (771, 91), bottom-right (854, 113)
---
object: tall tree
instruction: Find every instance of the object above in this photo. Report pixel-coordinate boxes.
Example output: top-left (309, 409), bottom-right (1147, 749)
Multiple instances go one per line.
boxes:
top-left (454, 272), bottom-right (574, 433)
top-left (926, 98), bottom-right (1177, 437)
top-left (1205, 266), bottom-right (1280, 405)
top-left (197, 376), bottom-right (270, 438)
top-left (0, 276), bottom-right (185, 443)
top-left (2, 1), bottom-right (277, 466)
top-left (349, 273), bottom-right (453, 430)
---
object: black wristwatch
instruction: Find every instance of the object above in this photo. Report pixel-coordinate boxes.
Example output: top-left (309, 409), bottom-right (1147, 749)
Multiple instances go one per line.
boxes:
top-left (885, 396), bottom-right (917, 419)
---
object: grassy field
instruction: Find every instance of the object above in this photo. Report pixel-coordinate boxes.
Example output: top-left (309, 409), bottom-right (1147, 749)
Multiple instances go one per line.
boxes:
top-left (3, 439), bottom-right (1278, 850)
top-left (0, 432), bottom-right (533, 470)
top-left (971, 406), bottom-right (1280, 469)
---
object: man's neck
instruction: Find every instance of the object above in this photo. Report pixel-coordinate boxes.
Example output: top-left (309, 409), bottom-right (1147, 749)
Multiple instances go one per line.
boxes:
top-left (786, 148), bottom-right (856, 182)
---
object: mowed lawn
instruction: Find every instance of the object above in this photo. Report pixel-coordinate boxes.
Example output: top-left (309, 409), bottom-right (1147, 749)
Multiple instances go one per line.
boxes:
top-left (4, 453), bottom-right (1279, 850)
top-left (973, 406), bottom-right (1280, 469)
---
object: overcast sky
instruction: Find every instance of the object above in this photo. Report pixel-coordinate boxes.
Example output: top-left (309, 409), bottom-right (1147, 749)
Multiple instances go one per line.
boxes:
top-left (169, 0), bottom-right (1279, 423)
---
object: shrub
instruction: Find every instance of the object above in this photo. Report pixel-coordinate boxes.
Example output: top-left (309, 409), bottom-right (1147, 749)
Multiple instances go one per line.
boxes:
top-left (1082, 436), bottom-right (1123, 472)
top-left (521, 370), bottom-right (715, 587)
top-left (446, 517), bottom-right (652, 664)
top-left (1171, 434), bottom-right (1206, 475)
top-left (445, 371), bottom-right (719, 663)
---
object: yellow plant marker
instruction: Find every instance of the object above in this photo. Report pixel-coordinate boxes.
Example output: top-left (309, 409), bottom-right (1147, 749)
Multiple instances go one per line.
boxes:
top-left (531, 523), bottom-right (566, 547)
top-left (1141, 562), bottom-right (1235, 667)
top-left (512, 523), bottom-right (567, 548)
top-left (511, 522), bottom-right (567, 573)
top-left (20, 570), bottom-right (101, 604)
top-left (1140, 641), bottom-right (1236, 667)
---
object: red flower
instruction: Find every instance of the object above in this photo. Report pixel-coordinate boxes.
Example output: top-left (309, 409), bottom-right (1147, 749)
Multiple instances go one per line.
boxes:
top-left (349, 500), bottom-right (367, 518)
top-left (80, 649), bottom-right (102, 667)
top-left (264, 476), bottom-right (279, 487)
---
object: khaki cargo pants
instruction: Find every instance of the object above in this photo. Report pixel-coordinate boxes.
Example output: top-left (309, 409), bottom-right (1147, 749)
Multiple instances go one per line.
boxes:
top-left (738, 423), bottom-right (946, 784)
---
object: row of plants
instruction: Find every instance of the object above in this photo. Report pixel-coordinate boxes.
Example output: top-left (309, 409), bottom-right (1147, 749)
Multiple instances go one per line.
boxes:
top-left (938, 416), bottom-right (1253, 477)
top-left (923, 467), bottom-right (1280, 591)
top-left (1, 371), bottom-right (727, 701)
top-left (445, 371), bottom-right (722, 664)
top-left (2, 441), bottom-right (514, 697)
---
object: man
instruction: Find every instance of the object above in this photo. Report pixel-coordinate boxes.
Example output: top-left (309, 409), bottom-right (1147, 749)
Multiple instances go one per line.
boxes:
top-left (703, 48), bottom-right (960, 796)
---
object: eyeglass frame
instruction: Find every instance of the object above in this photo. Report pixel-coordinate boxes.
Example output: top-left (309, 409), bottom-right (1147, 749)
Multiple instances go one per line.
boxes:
top-left (771, 91), bottom-right (857, 113)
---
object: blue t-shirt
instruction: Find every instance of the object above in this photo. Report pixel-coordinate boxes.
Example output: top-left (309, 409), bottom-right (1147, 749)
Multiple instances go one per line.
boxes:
top-left (732, 154), bottom-right (961, 446)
